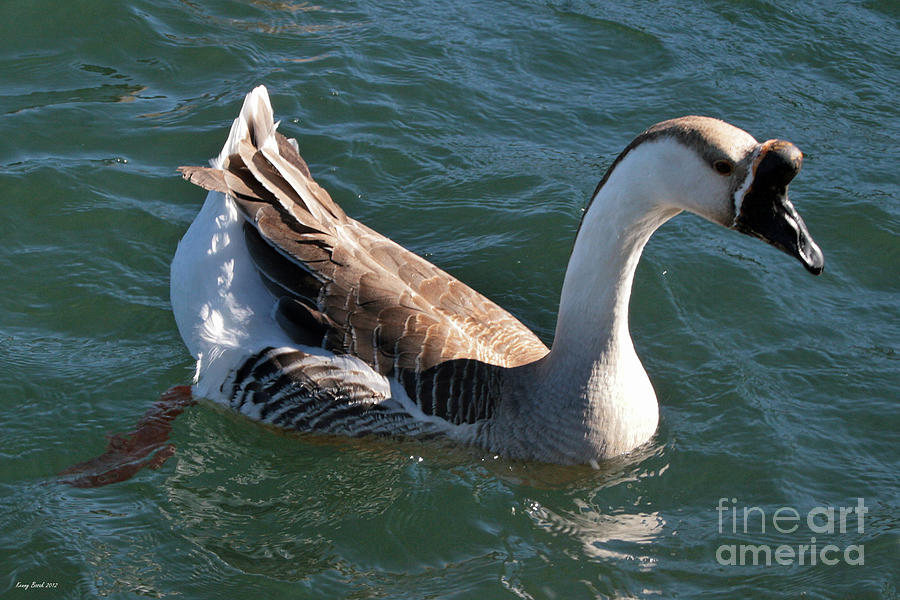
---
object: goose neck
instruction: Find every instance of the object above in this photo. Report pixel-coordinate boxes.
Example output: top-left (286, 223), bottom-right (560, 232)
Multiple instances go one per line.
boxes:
top-left (548, 172), bottom-right (678, 374)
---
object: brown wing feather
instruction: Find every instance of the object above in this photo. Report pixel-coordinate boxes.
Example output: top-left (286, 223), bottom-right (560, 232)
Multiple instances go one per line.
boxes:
top-left (179, 129), bottom-right (548, 422)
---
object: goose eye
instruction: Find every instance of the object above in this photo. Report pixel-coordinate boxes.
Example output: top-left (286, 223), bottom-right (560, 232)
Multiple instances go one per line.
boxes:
top-left (713, 159), bottom-right (734, 175)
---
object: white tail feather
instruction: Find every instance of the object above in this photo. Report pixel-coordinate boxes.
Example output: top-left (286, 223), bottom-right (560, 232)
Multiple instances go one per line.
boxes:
top-left (214, 85), bottom-right (278, 169)
top-left (212, 85), bottom-right (341, 226)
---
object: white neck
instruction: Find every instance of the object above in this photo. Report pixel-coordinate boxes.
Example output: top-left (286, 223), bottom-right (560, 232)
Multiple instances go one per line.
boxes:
top-left (511, 141), bottom-right (688, 461)
top-left (552, 164), bottom-right (680, 369)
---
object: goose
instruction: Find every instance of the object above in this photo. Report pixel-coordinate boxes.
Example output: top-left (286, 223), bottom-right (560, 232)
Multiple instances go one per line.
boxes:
top-left (171, 85), bottom-right (824, 465)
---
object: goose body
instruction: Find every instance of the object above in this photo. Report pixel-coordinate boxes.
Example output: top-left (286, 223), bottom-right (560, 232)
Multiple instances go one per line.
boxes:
top-left (172, 86), bottom-right (823, 464)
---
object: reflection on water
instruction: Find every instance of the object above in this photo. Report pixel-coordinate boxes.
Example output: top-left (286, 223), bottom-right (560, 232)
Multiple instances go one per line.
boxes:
top-left (2, 84), bottom-right (149, 115)
top-left (139, 408), bottom-right (673, 595)
top-left (523, 498), bottom-right (664, 565)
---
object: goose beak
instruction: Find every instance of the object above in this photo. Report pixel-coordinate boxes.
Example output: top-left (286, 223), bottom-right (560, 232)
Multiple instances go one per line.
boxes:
top-left (732, 140), bottom-right (825, 275)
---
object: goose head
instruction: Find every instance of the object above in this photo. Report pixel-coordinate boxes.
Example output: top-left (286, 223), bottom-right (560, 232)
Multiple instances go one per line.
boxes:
top-left (597, 115), bottom-right (824, 275)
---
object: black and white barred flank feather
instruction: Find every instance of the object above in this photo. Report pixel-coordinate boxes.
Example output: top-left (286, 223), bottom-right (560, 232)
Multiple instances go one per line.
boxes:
top-left (225, 347), bottom-right (446, 438)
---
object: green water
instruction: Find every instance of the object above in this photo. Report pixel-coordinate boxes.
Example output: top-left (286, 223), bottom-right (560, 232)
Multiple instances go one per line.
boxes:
top-left (1, 1), bottom-right (898, 598)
